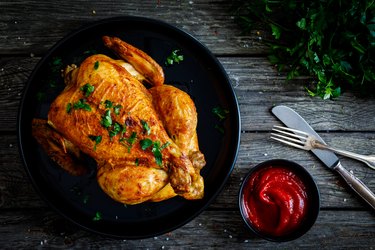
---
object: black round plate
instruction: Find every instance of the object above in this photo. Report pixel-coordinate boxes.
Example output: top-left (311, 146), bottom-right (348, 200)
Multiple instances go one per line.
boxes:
top-left (18, 16), bottom-right (240, 239)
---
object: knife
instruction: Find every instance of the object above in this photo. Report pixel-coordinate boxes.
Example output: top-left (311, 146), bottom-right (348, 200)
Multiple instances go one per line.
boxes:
top-left (271, 105), bottom-right (375, 210)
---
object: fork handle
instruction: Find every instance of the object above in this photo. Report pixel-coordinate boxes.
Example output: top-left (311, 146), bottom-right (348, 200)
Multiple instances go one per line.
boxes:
top-left (312, 140), bottom-right (375, 170)
top-left (334, 162), bottom-right (375, 210)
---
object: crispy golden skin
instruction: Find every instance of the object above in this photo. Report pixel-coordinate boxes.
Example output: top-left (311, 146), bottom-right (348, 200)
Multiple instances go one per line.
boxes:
top-left (33, 36), bottom-right (205, 205)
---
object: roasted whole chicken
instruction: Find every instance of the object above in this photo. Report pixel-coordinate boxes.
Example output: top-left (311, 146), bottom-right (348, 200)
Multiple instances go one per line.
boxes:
top-left (32, 36), bottom-right (206, 205)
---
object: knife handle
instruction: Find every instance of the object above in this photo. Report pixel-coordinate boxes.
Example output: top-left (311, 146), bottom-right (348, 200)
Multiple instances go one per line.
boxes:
top-left (334, 162), bottom-right (375, 210)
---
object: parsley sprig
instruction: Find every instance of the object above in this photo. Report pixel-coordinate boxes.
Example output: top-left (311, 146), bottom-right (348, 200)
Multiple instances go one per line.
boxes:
top-left (232, 0), bottom-right (375, 99)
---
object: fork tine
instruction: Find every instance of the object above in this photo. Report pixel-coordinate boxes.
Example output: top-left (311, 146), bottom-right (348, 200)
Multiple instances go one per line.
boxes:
top-left (273, 125), bottom-right (309, 136)
top-left (270, 125), bottom-right (311, 150)
top-left (271, 128), bottom-right (307, 141)
top-left (270, 136), bottom-right (307, 150)
top-left (270, 132), bottom-right (306, 145)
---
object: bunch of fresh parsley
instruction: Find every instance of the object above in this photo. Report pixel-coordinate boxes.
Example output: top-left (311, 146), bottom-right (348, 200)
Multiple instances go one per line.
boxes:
top-left (232, 0), bottom-right (375, 99)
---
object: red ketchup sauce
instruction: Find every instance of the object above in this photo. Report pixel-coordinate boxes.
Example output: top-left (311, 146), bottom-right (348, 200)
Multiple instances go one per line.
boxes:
top-left (242, 165), bottom-right (309, 237)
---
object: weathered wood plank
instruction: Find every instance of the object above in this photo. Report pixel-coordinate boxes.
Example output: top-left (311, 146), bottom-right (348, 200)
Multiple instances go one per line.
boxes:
top-left (0, 209), bottom-right (374, 248)
top-left (2, 132), bottom-right (375, 210)
top-left (1, 56), bottom-right (375, 132)
top-left (0, 0), bottom-right (266, 55)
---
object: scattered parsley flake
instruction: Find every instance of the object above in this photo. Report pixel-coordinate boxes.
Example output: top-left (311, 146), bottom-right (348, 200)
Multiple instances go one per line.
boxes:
top-left (212, 106), bottom-right (229, 121)
top-left (104, 100), bottom-right (113, 108)
top-left (92, 211), bottom-right (102, 221)
top-left (214, 124), bottom-right (225, 134)
top-left (101, 109), bottom-right (112, 128)
top-left (73, 99), bottom-right (91, 111)
top-left (141, 120), bottom-right (151, 135)
top-left (94, 61), bottom-right (100, 70)
top-left (165, 49), bottom-right (184, 65)
top-left (88, 135), bottom-right (102, 150)
top-left (80, 83), bottom-right (95, 97)
top-left (152, 141), bottom-right (163, 166)
top-left (160, 141), bottom-right (171, 150)
top-left (109, 122), bottom-right (123, 139)
top-left (66, 103), bottom-right (72, 114)
top-left (113, 104), bottom-right (122, 115)
top-left (140, 138), bottom-right (153, 150)
top-left (120, 132), bottom-right (137, 152)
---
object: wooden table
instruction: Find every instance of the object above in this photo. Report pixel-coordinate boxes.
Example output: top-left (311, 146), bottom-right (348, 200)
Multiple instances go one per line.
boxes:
top-left (1, 1), bottom-right (375, 248)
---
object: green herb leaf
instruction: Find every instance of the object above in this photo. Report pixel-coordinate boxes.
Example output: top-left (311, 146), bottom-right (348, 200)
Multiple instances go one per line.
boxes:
top-left (165, 50), bottom-right (184, 65)
top-left (160, 141), bottom-right (171, 150)
top-left (152, 141), bottom-right (163, 166)
top-left (92, 211), bottom-right (102, 221)
top-left (212, 106), bottom-right (229, 120)
top-left (113, 104), bottom-right (122, 115)
top-left (140, 138), bottom-right (153, 150)
top-left (104, 100), bottom-right (113, 109)
top-left (101, 110), bottom-right (112, 128)
top-left (270, 23), bottom-right (281, 39)
top-left (109, 122), bottom-right (123, 139)
top-left (214, 124), bottom-right (225, 134)
top-left (80, 83), bottom-right (95, 97)
top-left (120, 132), bottom-right (137, 152)
top-left (66, 103), bottom-right (72, 114)
top-left (141, 120), bottom-right (151, 135)
top-left (94, 61), bottom-right (100, 70)
top-left (73, 99), bottom-right (91, 111)
top-left (88, 135), bottom-right (102, 150)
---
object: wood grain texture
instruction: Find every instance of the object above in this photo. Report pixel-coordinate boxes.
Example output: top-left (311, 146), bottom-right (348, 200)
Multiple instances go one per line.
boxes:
top-left (1, 209), bottom-right (374, 248)
top-left (0, 0), bottom-right (267, 56)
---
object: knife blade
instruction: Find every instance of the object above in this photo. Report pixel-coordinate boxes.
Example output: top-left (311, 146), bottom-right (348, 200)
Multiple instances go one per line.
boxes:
top-left (271, 105), bottom-right (375, 210)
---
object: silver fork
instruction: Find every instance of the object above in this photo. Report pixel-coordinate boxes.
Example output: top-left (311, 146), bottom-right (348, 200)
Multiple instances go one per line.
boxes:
top-left (270, 125), bottom-right (375, 170)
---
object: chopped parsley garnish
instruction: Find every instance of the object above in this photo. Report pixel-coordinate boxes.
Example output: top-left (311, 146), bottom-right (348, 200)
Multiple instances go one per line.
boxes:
top-left (141, 120), bottom-right (151, 135)
top-left (127, 132), bottom-right (137, 146)
top-left (140, 138), bottom-right (153, 150)
top-left (140, 139), bottom-right (170, 166)
top-left (165, 49), bottom-right (184, 65)
top-left (50, 56), bottom-right (63, 73)
top-left (152, 141), bottom-right (163, 166)
top-left (135, 158), bottom-right (139, 166)
top-left (66, 103), bottom-right (72, 114)
top-left (88, 135), bottom-right (102, 150)
top-left (94, 61), bottom-right (100, 70)
top-left (92, 211), bottom-right (102, 221)
top-left (214, 124), bottom-right (225, 134)
top-left (160, 141), bottom-right (171, 150)
top-left (80, 83), bottom-right (95, 97)
top-left (104, 100), bottom-right (122, 115)
top-left (101, 109), bottom-right (112, 128)
top-left (113, 104), bottom-right (122, 116)
top-left (104, 100), bottom-right (113, 108)
top-left (109, 122), bottom-right (124, 139)
top-left (120, 132), bottom-right (137, 152)
top-left (212, 106), bottom-right (229, 121)
top-left (212, 106), bottom-right (229, 134)
top-left (73, 99), bottom-right (91, 111)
